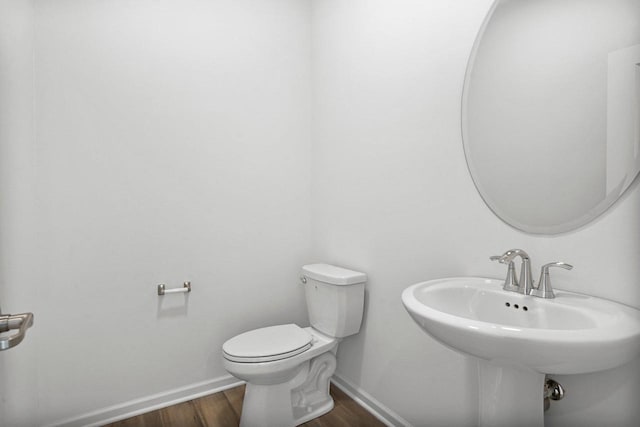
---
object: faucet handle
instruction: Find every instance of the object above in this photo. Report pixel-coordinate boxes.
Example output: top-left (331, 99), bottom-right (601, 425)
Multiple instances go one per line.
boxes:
top-left (490, 255), bottom-right (519, 291)
top-left (542, 262), bottom-right (573, 271)
top-left (531, 262), bottom-right (573, 299)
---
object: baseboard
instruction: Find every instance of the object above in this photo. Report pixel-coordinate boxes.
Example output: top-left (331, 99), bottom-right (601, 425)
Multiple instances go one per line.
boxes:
top-left (47, 373), bottom-right (408, 427)
top-left (331, 374), bottom-right (413, 427)
top-left (47, 375), bottom-right (244, 427)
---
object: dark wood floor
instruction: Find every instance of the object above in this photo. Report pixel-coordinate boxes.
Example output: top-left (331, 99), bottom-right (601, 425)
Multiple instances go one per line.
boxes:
top-left (103, 384), bottom-right (386, 427)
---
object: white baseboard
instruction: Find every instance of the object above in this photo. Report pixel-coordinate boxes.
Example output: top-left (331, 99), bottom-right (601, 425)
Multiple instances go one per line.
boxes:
top-left (47, 375), bottom-right (243, 427)
top-left (331, 374), bottom-right (413, 427)
top-left (46, 373), bottom-right (409, 427)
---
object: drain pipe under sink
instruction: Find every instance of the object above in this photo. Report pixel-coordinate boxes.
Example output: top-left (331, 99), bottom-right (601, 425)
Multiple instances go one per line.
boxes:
top-left (544, 377), bottom-right (565, 411)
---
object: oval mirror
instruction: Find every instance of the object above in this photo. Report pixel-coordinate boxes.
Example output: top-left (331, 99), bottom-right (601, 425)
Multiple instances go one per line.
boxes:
top-left (462, 0), bottom-right (640, 234)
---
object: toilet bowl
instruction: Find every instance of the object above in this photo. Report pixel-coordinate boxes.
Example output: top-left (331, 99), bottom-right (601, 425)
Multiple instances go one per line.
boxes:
top-left (223, 326), bottom-right (339, 426)
top-left (222, 263), bottom-right (366, 427)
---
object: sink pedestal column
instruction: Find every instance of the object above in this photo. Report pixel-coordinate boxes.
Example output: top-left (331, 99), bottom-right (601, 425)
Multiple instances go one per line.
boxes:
top-left (477, 360), bottom-right (545, 427)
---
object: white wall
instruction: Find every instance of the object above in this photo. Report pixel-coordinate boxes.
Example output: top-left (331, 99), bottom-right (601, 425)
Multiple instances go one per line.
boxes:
top-left (2, 0), bottom-right (312, 424)
top-left (311, 0), bottom-right (640, 426)
top-left (2, 0), bottom-right (638, 426)
top-left (0, 1), bottom-right (38, 426)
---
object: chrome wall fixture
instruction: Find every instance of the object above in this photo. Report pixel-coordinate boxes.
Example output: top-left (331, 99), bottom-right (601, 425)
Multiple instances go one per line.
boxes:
top-left (491, 249), bottom-right (572, 299)
top-left (544, 377), bottom-right (565, 411)
top-left (0, 306), bottom-right (34, 351)
top-left (157, 281), bottom-right (192, 296)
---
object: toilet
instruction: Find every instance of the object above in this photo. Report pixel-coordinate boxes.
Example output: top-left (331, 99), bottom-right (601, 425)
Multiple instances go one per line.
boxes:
top-left (222, 263), bottom-right (366, 427)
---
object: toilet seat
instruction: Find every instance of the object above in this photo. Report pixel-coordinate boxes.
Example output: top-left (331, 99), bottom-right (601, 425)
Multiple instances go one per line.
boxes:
top-left (223, 324), bottom-right (312, 363)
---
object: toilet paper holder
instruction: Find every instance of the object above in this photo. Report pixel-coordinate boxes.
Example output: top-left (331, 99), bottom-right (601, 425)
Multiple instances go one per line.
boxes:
top-left (157, 281), bottom-right (191, 296)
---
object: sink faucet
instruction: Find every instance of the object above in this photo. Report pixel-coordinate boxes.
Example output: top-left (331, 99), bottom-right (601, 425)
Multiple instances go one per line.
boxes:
top-left (497, 249), bottom-right (534, 295)
top-left (489, 255), bottom-right (519, 292)
top-left (530, 262), bottom-right (573, 299)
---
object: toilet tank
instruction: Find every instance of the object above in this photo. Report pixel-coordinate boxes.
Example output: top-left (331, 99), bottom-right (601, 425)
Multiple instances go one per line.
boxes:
top-left (301, 264), bottom-right (366, 338)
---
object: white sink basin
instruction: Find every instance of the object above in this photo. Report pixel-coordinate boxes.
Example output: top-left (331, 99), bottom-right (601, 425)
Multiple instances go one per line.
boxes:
top-left (402, 277), bottom-right (640, 374)
top-left (402, 277), bottom-right (640, 427)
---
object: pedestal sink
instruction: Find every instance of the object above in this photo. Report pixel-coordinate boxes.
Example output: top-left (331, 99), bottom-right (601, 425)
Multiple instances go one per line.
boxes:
top-left (402, 277), bottom-right (640, 427)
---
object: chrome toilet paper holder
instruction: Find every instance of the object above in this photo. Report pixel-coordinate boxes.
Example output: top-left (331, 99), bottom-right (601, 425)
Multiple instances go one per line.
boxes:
top-left (157, 281), bottom-right (191, 296)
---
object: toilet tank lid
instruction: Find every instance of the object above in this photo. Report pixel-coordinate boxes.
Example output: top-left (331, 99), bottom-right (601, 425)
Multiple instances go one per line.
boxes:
top-left (301, 263), bottom-right (367, 285)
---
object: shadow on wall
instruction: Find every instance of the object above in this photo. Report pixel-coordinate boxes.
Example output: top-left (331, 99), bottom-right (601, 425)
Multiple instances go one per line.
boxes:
top-left (156, 286), bottom-right (191, 318)
top-left (336, 286), bottom-right (370, 384)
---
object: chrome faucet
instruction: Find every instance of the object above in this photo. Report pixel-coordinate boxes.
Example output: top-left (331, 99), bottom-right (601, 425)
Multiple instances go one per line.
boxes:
top-left (495, 249), bottom-right (534, 295)
top-left (492, 249), bottom-right (574, 298)
top-left (490, 255), bottom-right (519, 292)
top-left (530, 262), bottom-right (573, 299)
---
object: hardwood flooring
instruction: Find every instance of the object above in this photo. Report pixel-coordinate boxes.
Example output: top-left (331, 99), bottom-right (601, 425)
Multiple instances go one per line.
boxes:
top-left (103, 384), bottom-right (386, 427)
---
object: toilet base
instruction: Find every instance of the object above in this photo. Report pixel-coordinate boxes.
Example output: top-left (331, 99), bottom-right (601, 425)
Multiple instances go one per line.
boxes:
top-left (291, 352), bottom-right (337, 424)
top-left (240, 382), bottom-right (297, 427)
top-left (239, 352), bottom-right (337, 427)
top-left (293, 397), bottom-right (334, 426)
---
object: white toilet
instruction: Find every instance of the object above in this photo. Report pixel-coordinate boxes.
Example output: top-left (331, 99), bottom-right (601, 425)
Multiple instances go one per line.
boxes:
top-left (222, 263), bottom-right (366, 427)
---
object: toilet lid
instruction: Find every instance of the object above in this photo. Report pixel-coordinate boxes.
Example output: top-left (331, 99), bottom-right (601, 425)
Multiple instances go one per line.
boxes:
top-left (223, 324), bottom-right (312, 363)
